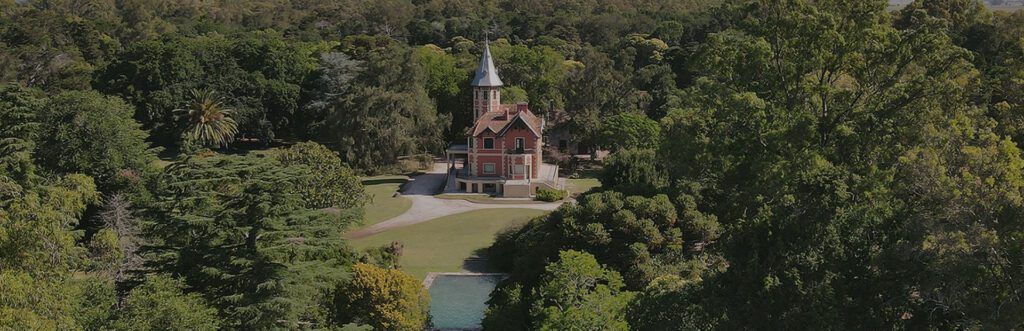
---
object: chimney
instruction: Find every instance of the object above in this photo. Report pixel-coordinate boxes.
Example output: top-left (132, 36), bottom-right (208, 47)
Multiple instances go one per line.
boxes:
top-left (516, 102), bottom-right (528, 114)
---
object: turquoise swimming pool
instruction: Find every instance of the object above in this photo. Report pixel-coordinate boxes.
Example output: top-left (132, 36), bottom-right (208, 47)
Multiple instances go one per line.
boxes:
top-left (427, 273), bottom-right (506, 330)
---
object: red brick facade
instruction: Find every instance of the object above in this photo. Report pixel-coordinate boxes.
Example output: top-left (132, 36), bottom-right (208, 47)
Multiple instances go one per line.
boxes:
top-left (467, 107), bottom-right (543, 180)
top-left (454, 40), bottom-right (550, 198)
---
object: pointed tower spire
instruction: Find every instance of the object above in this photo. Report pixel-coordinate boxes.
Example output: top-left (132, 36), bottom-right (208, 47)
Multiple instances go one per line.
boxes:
top-left (472, 40), bottom-right (503, 87)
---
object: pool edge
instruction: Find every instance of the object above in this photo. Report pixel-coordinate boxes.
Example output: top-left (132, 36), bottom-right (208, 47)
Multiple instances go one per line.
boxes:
top-left (423, 272), bottom-right (508, 288)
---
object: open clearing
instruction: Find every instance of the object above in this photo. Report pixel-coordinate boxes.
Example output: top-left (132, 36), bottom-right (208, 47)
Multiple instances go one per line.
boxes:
top-left (360, 175), bottom-right (413, 227)
top-left (345, 162), bottom-right (562, 239)
top-left (349, 208), bottom-right (547, 280)
top-left (566, 178), bottom-right (601, 196)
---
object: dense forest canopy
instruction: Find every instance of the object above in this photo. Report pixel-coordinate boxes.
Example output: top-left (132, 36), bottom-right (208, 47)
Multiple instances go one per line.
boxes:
top-left (488, 0), bottom-right (1024, 329)
top-left (1, 0), bottom-right (723, 165)
top-left (2, 0), bottom-right (1024, 329)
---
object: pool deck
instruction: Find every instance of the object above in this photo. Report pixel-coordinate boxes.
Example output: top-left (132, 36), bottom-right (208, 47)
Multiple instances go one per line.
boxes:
top-left (422, 272), bottom-right (508, 288)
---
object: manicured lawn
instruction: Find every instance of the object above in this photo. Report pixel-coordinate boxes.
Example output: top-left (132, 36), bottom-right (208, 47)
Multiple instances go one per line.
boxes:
top-left (361, 175), bottom-right (413, 227)
top-left (349, 209), bottom-right (548, 280)
top-left (566, 178), bottom-right (601, 196)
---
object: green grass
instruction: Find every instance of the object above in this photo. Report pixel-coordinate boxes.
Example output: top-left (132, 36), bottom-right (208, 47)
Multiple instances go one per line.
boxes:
top-left (360, 175), bottom-right (413, 227)
top-left (349, 209), bottom-right (548, 280)
top-left (566, 178), bottom-right (601, 196)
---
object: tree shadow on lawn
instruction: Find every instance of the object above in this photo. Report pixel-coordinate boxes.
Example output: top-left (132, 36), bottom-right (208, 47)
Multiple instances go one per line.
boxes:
top-left (461, 247), bottom-right (498, 273)
top-left (361, 178), bottom-right (408, 186)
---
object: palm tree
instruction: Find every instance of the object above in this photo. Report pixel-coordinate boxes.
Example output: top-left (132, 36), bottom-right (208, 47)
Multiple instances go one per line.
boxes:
top-left (175, 89), bottom-right (238, 149)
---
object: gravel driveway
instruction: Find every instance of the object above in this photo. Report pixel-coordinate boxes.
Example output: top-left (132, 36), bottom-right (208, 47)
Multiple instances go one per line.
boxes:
top-left (345, 163), bottom-right (563, 240)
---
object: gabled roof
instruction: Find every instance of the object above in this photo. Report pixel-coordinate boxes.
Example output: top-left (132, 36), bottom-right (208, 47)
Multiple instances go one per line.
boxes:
top-left (471, 41), bottom-right (503, 87)
top-left (469, 105), bottom-right (543, 137)
top-left (497, 112), bottom-right (542, 137)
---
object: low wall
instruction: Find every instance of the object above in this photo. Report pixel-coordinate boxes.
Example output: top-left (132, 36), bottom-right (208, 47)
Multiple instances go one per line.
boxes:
top-left (503, 184), bottom-right (531, 198)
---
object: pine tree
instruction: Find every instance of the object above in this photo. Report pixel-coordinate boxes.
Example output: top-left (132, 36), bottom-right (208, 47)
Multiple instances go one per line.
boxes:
top-left (147, 154), bottom-right (359, 328)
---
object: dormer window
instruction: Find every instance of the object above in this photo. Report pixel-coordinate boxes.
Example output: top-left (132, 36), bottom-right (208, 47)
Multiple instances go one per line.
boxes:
top-left (483, 138), bottom-right (494, 149)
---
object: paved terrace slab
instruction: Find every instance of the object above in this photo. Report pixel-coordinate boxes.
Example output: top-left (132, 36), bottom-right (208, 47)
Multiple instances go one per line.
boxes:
top-left (345, 162), bottom-right (563, 240)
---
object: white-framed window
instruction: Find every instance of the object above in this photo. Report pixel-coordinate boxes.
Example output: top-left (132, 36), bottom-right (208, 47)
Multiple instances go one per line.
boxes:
top-left (512, 164), bottom-right (526, 175)
top-left (483, 138), bottom-right (494, 149)
top-left (483, 163), bottom-right (496, 174)
top-left (515, 137), bottom-right (525, 151)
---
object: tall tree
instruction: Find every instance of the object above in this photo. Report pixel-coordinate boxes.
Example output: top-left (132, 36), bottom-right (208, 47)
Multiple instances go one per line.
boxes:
top-left (35, 90), bottom-right (155, 189)
top-left (650, 0), bottom-right (1017, 328)
top-left (175, 89), bottom-right (239, 149)
top-left (275, 141), bottom-right (369, 209)
top-left (333, 263), bottom-right (430, 331)
top-left (314, 41), bottom-right (449, 172)
top-left (596, 112), bottom-right (661, 152)
top-left (299, 52), bottom-right (363, 136)
top-left (895, 0), bottom-right (992, 46)
top-left (490, 40), bottom-right (568, 113)
top-left (494, 190), bottom-right (717, 288)
top-left (560, 48), bottom-right (638, 147)
top-left (529, 250), bottom-right (634, 330)
top-left (112, 274), bottom-right (220, 331)
top-left (892, 109), bottom-right (1024, 329)
top-left (96, 33), bottom-right (321, 146)
top-left (412, 44), bottom-right (473, 138)
top-left (599, 148), bottom-right (668, 197)
top-left (91, 194), bottom-right (143, 285)
top-left (0, 83), bottom-right (44, 184)
top-left (0, 174), bottom-right (100, 329)
top-left (147, 154), bottom-right (359, 328)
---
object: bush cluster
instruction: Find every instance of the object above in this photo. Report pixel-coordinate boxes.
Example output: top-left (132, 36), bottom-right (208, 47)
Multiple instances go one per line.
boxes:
top-left (535, 188), bottom-right (568, 202)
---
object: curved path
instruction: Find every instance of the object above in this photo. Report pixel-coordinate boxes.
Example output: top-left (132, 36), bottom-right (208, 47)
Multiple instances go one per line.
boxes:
top-left (345, 163), bottom-right (563, 240)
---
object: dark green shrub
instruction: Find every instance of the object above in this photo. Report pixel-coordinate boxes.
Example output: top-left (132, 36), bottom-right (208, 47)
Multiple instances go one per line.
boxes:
top-left (536, 188), bottom-right (568, 202)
